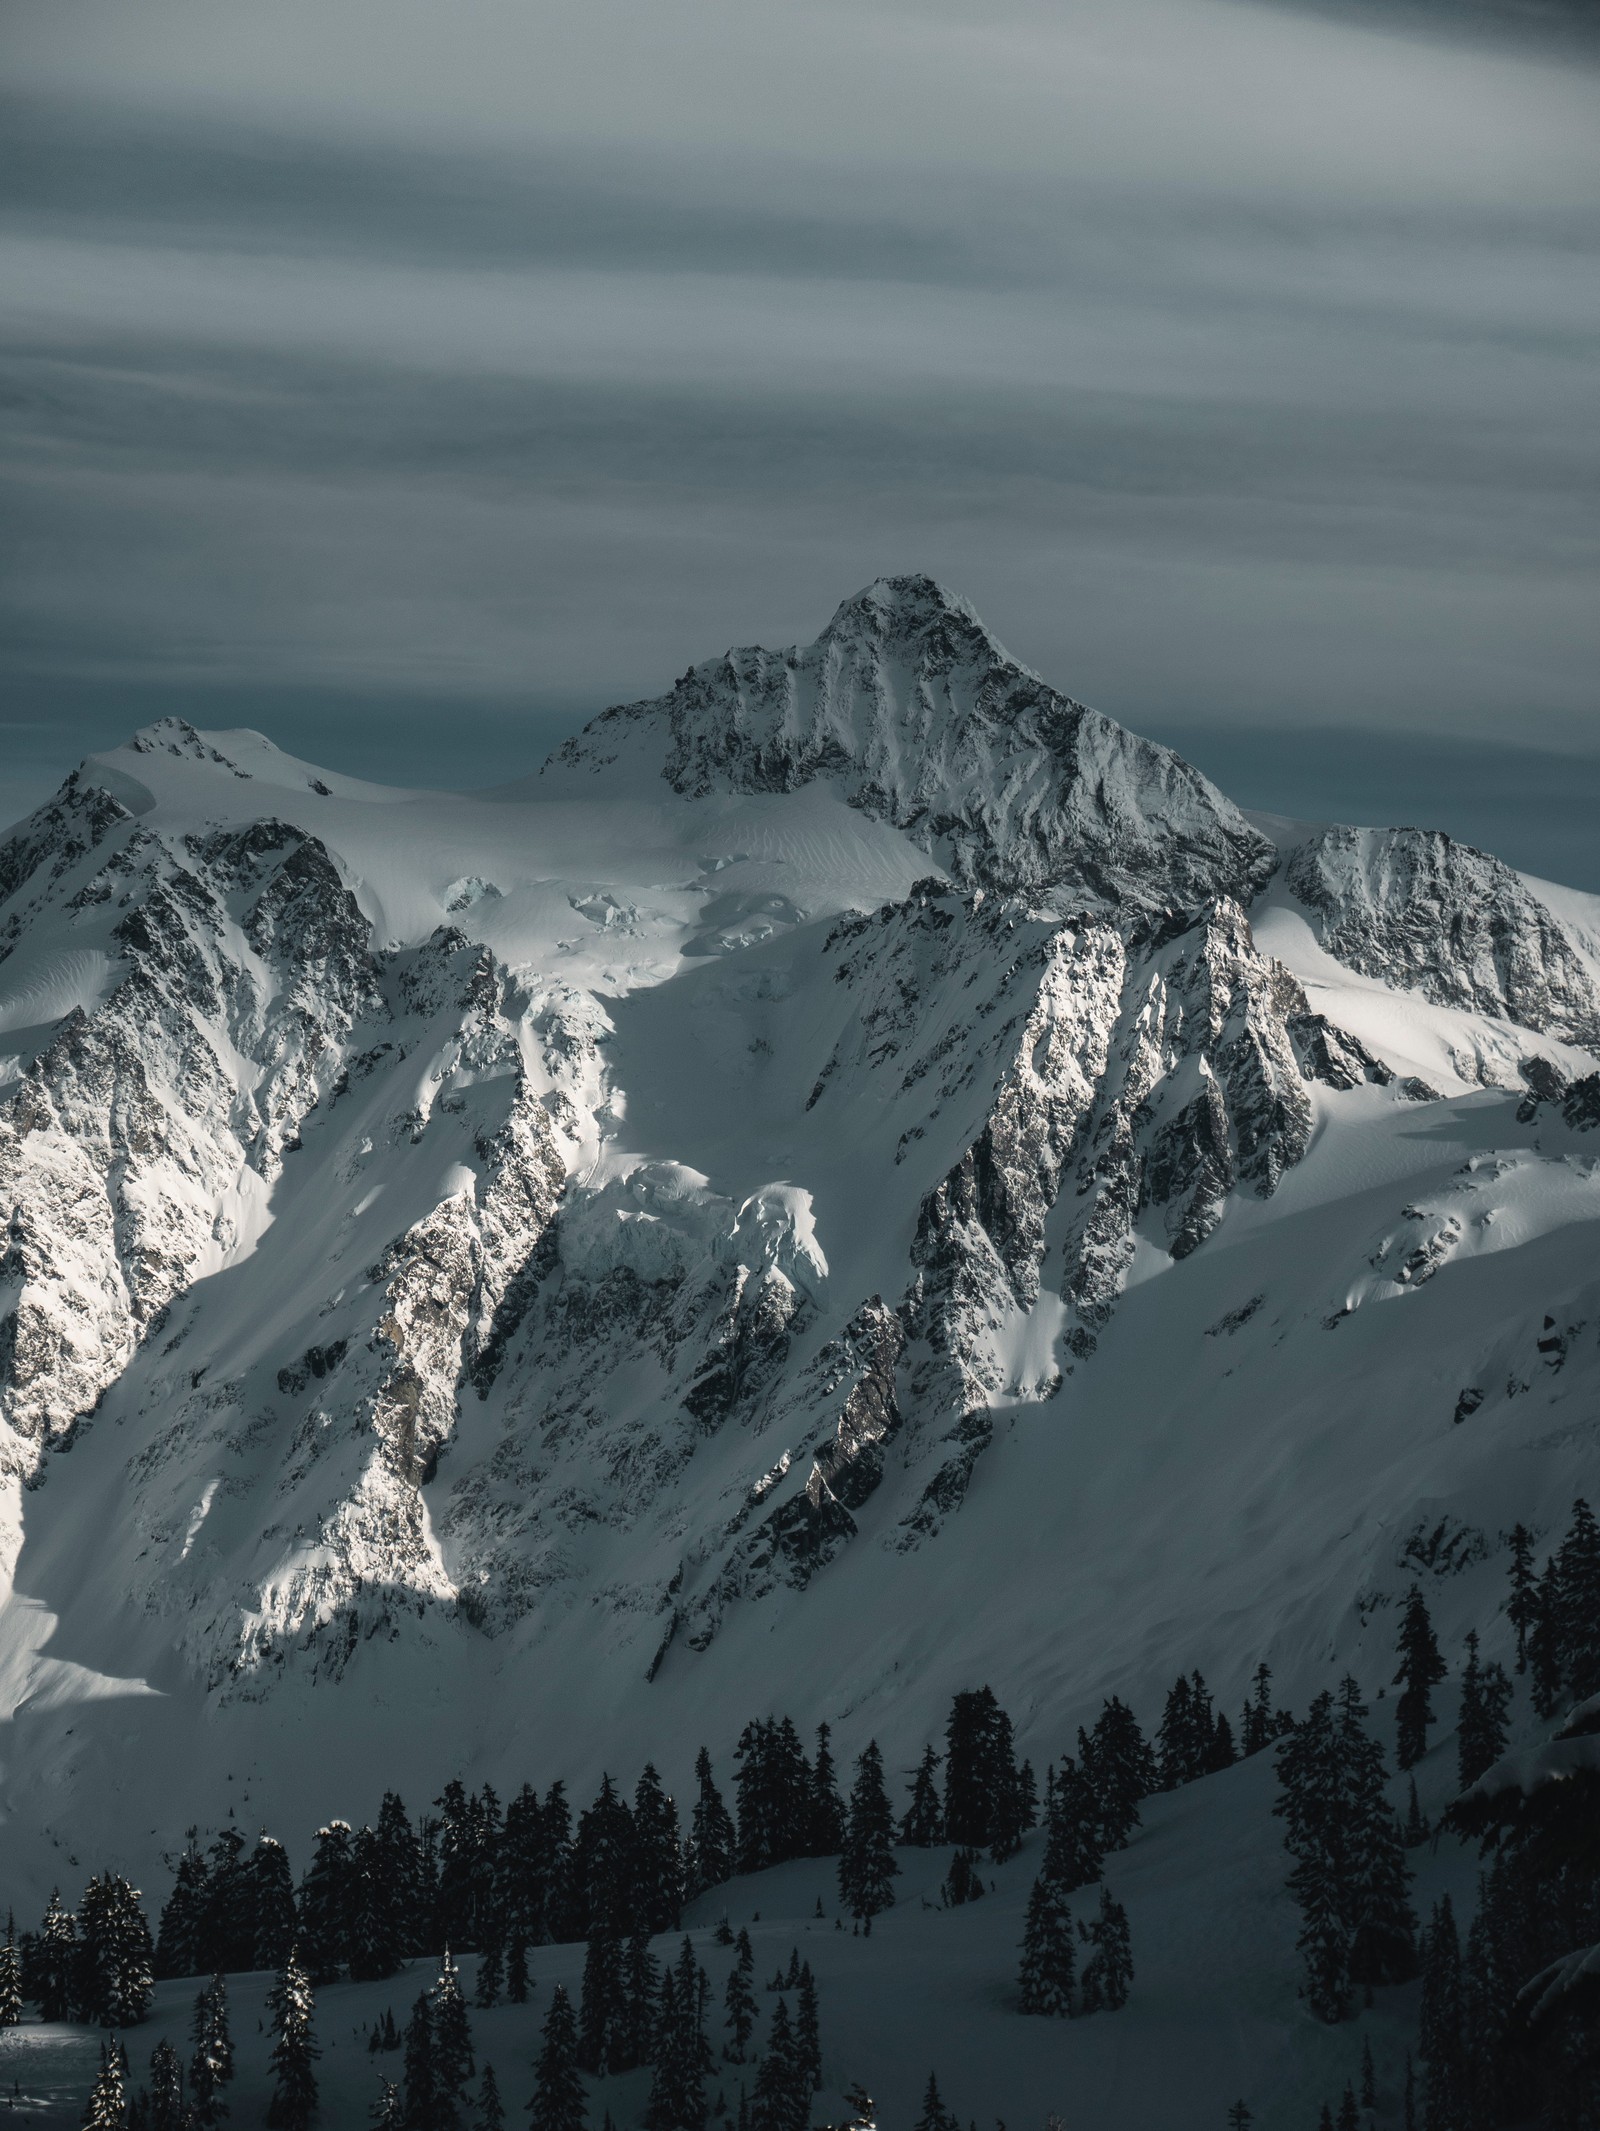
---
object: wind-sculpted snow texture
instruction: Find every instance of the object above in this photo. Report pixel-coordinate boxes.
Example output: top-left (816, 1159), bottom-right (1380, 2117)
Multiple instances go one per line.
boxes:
top-left (2, 577), bottom-right (1600, 1903)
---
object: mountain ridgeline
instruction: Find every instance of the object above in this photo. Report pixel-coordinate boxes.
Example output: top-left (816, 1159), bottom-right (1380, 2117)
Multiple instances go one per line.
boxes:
top-left (0, 575), bottom-right (1597, 1910)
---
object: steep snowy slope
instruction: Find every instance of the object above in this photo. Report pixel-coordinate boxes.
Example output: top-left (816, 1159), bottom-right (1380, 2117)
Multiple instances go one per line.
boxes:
top-left (1, 577), bottom-right (1597, 1953)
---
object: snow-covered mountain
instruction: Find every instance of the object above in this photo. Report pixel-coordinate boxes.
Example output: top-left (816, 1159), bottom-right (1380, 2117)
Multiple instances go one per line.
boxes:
top-left (1, 575), bottom-right (1597, 1909)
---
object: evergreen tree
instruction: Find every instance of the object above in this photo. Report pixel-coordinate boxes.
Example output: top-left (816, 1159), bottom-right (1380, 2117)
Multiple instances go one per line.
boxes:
top-left (155, 1834), bottom-right (209, 1981)
top-left (434, 1781), bottom-right (477, 1951)
top-left (1041, 1756), bottom-right (1103, 1893)
top-left (1077, 1698), bottom-right (1155, 1852)
top-left (476, 1930), bottom-right (504, 2009)
top-left (647, 1940), bottom-right (712, 2131)
top-left (1226, 2107), bottom-right (1252, 2131)
top-left (432, 1947), bottom-right (476, 2117)
top-left (621, 1931), bottom-right (659, 2072)
top-left (1336, 2087), bottom-right (1360, 2131)
top-left (911, 2072), bottom-right (956, 2131)
top-left (1338, 1679), bottom-right (1416, 1991)
top-left (1402, 1778), bottom-right (1428, 1849)
top-left (838, 1743), bottom-right (899, 1922)
top-left (941, 1851), bottom-right (985, 1908)
top-left (1208, 1712), bottom-right (1238, 1772)
top-left (146, 2039), bottom-right (186, 2131)
top-left (807, 1727), bottom-right (846, 1858)
top-left (898, 1749), bottom-right (944, 1847)
top-left (527, 1985), bottom-right (586, 2131)
top-left (749, 1999), bottom-right (805, 2131)
top-left (251, 1837), bottom-right (299, 1972)
top-left (1527, 1555), bottom-right (1565, 1717)
top-left (0, 1915), bottom-right (21, 2029)
top-left (351, 1824), bottom-right (406, 1984)
top-left (297, 1823), bottom-right (355, 1984)
top-left (687, 1751), bottom-right (736, 1900)
top-left (793, 1966), bottom-right (822, 2094)
top-left (477, 2063), bottom-right (506, 2131)
top-left (80, 2042), bottom-right (127, 2131)
top-left (1456, 1632), bottom-right (1513, 1790)
top-left (1505, 1523), bottom-right (1537, 1674)
top-left (188, 1973), bottom-right (234, 2129)
top-left (1240, 1664), bottom-right (1277, 1756)
top-left (942, 1689), bottom-right (1019, 1849)
top-left (77, 1873), bottom-right (155, 2028)
top-left (1275, 1693), bottom-right (1353, 2022)
top-left (1393, 1587), bottom-right (1447, 1771)
top-left (1360, 2038), bottom-right (1376, 2112)
top-left (403, 1993), bottom-right (440, 2131)
top-left (733, 1719), bottom-right (814, 1876)
top-left (1554, 1496), bottom-right (1600, 1702)
top-left (198, 1828), bottom-right (255, 1976)
top-left (265, 1948), bottom-right (319, 2131)
top-left (633, 1766), bottom-right (685, 1934)
top-left (723, 1932), bottom-right (757, 2063)
top-left (374, 1795), bottom-right (423, 1958)
top-left (576, 1927), bottom-right (626, 2076)
top-left (1079, 1887), bottom-right (1132, 2012)
top-left (371, 2079), bottom-right (406, 2131)
top-left (1157, 1672), bottom-right (1222, 1788)
top-left (39, 1888), bottom-right (79, 2022)
top-left (1418, 1896), bottom-right (1463, 2131)
top-left (1017, 1875), bottom-right (1075, 2016)
top-left (506, 1935), bottom-right (530, 2005)
top-left (565, 1777), bottom-right (637, 1941)
top-left (498, 1787), bottom-right (548, 1953)
top-left (839, 2085), bottom-right (875, 2131)
top-left (987, 1754), bottom-right (1030, 1864)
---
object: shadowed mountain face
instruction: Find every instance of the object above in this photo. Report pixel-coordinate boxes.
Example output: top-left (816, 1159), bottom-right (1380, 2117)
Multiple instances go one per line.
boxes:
top-left (0, 577), bottom-right (1598, 1905)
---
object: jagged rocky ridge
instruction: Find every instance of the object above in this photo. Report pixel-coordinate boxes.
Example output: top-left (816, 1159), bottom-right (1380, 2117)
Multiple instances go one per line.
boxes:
top-left (1, 576), bottom-right (1598, 1718)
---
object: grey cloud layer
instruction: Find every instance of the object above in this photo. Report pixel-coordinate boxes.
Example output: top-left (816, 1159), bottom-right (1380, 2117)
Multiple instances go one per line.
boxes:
top-left (1, 0), bottom-right (1597, 882)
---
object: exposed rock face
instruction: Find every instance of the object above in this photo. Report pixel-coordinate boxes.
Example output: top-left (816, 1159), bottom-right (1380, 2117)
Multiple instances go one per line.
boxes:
top-left (559, 575), bottom-right (1278, 912)
top-left (1286, 823), bottom-right (1600, 1048)
top-left (0, 808), bottom-right (383, 1470)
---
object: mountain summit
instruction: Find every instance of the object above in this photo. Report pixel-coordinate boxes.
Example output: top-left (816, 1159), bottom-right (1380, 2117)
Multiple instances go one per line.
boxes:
top-left (0, 582), bottom-right (1596, 1910)
top-left (557, 573), bottom-right (1275, 911)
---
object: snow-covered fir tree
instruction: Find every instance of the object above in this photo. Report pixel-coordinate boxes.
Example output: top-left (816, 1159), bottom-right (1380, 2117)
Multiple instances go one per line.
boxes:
top-left (1392, 1588), bottom-right (1447, 1771)
top-left (528, 1984), bottom-right (586, 2131)
top-left (1018, 1875), bottom-right (1075, 2016)
top-left (838, 1742), bottom-right (899, 1922)
top-left (188, 1972), bottom-right (234, 2129)
top-left (297, 1822), bottom-right (355, 1984)
top-left (577, 1925), bottom-right (626, 2075)
top-left (77, 1873), bottom-right (155, 2028)
top-left (145, 2036), bottom-right (187, 2131)
top-left (898, 1748), bottom-right (944, 1847)
top-left (724, 1930), bottom-right (757, 2062)
top-left (687, 1750), bottom-right (736, 1900)
top-left (265, 1946), bottom-right (319, 2131)
top-left (1078, 1886), bottom-right (1133, 2012)
top-left (1456, 1632), bottom-right (1513, 1790)
top-left (80, 2042), bottom-right (128, 2131)
top-left (1076, 1698), bottom-right (1156, 1852)
top-left (749, 1998), bottom-right (807, 2131)
top-left (0, 1914), bottom-right (20, 2029)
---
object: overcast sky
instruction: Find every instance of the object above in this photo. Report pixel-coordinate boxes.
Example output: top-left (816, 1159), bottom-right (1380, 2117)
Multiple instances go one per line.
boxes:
top-left (4, 0), bottom-right (1598, 881)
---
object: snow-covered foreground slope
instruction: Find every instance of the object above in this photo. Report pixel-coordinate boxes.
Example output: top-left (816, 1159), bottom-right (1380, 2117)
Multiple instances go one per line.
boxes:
top-left (0, 1743), bottom-right (1494, 2131)
top-left (0, 579), bottom-right (1597, 2113)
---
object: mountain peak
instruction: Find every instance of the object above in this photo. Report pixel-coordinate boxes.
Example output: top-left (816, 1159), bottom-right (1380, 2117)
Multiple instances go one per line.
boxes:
top-left (817, 573), bottom-right (1011, 668)
top-left (557, 577), bottom-right (1274, 913)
